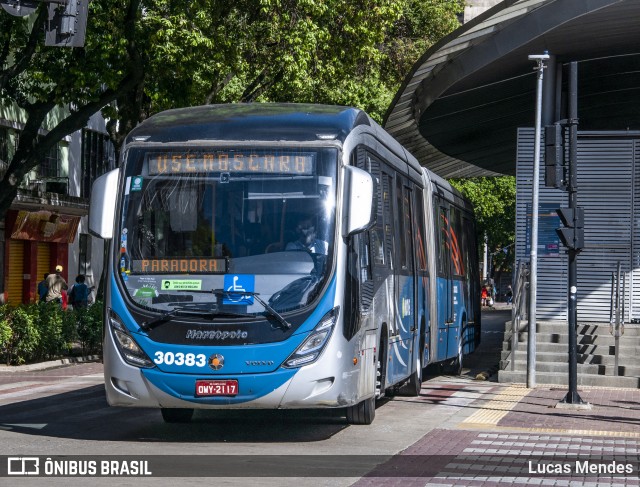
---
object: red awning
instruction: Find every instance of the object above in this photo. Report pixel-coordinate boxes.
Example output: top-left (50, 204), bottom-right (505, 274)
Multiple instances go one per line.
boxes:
top-left (10, 210), bottom-right (80, 243)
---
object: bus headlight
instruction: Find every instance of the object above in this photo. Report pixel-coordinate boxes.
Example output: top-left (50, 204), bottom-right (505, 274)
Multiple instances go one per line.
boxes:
top-left (109, 309), bottom-right (154, 368)
top-left (284, 307), bottom-right (339, 368)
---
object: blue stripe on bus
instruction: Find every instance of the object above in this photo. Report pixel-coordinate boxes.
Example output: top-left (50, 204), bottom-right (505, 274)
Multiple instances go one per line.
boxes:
top-left (110, 274), bottom-right (339, 403)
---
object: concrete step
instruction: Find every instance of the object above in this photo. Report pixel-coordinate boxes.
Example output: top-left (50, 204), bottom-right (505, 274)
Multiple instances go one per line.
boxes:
top-left (501, 342), bottom-right (640, 355)
top-left (498, 369), bottom-right (640, 388)
top-left (503, 321), bottom-right (640, 336)
top-left (501, 350), bottom-right (639, 366)
top-left (507, 360), bottom-right (640, 376)
top-left (510, 333), bottom-right (640, 346)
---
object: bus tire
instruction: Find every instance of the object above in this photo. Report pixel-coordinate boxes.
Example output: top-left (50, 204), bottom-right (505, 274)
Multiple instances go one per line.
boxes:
top-left (345, 396), bottom-right (376, 425)
top-left (400, 337), bottom-right (424, 396)
top-left (161, 408), bottom-right (194, 423)
top-left (448, 339), bottom-right (463, 376)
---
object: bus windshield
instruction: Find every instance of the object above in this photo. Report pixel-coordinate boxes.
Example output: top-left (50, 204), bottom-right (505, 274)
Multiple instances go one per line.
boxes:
top-left (118, 147), bottom-right (338, 315)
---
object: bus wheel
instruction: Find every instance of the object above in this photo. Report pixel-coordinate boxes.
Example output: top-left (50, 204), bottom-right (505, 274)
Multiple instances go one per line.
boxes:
top-left (161, 408), bottom-right (194, 423)
top-left (449, 340), bottom-right (463, 376)
top-left (401, 346), bottom-right (423, 396)
top-left (345, 396), bottom-right (376, 425)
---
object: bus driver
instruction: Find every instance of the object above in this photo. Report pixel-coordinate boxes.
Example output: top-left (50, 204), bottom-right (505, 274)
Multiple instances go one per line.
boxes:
top-left (286, 218), bottom-right (328, 255)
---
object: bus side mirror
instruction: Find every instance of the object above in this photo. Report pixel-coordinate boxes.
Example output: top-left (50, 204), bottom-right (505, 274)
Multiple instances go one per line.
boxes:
top-left (344, 166), bottom-right (374, 236)
top-left (89, 168), bottom-right (120, 239)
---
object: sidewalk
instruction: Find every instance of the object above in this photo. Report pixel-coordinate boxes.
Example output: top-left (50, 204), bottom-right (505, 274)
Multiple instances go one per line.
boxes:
top-left (353, 378), bottom-right (640, 486)
top-left (0, 355), bottom-right (100, 372)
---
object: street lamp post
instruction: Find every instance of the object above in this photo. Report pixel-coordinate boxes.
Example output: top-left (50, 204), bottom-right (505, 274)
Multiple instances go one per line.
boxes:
top-left (526, 52), bottom-right (550, 389)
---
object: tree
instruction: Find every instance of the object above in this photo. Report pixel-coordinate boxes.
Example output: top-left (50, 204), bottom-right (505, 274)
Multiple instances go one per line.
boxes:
top-left (1, 0), bottom-right (145, 219)
top-left (449, 176), bottom-right (516, 283)
top-left (1, 0), bottom-right (464, 223)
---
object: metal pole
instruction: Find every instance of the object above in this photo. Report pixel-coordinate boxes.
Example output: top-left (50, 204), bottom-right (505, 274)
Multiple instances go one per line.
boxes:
top-left (562, 61), bottom-right (585, 405)
top-left (526, 53), bottom-right (549, 389)
top-left (614, 262), bottom-right (621, 377)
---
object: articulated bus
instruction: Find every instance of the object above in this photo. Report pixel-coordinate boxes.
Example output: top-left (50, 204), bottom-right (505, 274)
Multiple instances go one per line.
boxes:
top-left (89, 104), bottom-right (480, 424)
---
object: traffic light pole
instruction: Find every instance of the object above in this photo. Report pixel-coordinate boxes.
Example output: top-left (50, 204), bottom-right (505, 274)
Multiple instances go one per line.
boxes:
top-left (561, 62), bottom-right (585, 406)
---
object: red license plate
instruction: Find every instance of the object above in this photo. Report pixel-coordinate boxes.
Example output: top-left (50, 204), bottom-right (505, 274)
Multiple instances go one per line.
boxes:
top-left (195, 379), bottom-right (238, 397)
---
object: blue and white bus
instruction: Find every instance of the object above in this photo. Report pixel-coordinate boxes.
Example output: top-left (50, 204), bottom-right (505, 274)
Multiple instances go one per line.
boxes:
top-left (89, 104), bottom-right (480, 424)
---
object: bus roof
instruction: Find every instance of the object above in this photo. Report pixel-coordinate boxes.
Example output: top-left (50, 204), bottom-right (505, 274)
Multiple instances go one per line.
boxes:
top-left (125, 103), bottom-right (373, 146)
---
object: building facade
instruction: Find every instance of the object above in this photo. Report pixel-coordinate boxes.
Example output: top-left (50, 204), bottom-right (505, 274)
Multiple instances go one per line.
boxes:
top-left (0, 107), bottom-right (114, 304)
top-left (516, 128), bottom-right (640, 323)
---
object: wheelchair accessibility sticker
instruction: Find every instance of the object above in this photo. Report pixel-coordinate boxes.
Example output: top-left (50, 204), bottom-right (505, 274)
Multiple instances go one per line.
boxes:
top-left (223, 274), bottom-right (254, 305)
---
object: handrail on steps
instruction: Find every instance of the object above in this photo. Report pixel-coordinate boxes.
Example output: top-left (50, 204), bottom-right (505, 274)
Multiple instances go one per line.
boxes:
top-left (509, 260), bottom-right (530, 371)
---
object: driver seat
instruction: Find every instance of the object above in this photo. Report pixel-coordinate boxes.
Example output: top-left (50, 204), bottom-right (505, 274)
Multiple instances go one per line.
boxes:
top-left (265, 242), bottom-right (284, 253)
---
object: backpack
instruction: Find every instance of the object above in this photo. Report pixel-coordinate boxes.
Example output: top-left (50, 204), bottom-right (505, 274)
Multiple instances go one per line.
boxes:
top-left (68, 285), bottom-right (76, 306)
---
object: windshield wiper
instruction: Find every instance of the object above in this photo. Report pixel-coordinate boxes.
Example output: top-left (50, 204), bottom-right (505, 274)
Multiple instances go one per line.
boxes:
top-left (210, 289), bottom-right (292, 330)
top-left (140, 304), bottom-right (253, 331)
top-left (141, 308), bottom-right (181, 330)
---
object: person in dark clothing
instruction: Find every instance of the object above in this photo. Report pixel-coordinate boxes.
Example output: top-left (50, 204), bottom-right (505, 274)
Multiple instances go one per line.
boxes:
top-left (37, 273), bottom-right (49, 302)
top-left (69, 274), bottom-right (90, 309)
top-left (286, 218), bottom-right (328, 255)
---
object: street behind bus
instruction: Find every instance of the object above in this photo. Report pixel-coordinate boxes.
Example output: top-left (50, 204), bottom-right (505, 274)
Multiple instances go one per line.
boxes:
top-left (1, 307), bottom-right (639, 486)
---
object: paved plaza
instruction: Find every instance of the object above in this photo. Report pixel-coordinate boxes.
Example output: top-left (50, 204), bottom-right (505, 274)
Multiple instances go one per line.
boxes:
top-left (353, 379), bottom-right (640, 486)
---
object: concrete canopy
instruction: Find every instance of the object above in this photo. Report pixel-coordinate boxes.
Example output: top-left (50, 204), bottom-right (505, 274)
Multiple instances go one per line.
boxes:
top-left (383, 0), bottom-right (640, 179)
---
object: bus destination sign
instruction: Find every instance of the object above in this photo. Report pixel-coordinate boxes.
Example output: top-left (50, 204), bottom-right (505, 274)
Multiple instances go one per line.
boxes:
top-left (148, 151), bottom-right (314, 176)
top-left (133, 258), bottom-right (228, 274)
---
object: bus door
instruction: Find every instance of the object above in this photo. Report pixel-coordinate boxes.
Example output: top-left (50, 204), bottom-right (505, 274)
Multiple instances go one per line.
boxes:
top-left (447, 207), bottom-right (465, 358)
top-left (388, 176), bottom-right (416, 383)
top-left (436, 203), bottom-right (454, 361)
top-left (413, 189), bottom-right (429, 365)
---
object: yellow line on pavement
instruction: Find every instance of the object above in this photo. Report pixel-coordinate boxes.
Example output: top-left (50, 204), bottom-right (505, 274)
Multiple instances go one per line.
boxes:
top-left (459, 423), bottom-right (640, 438)
top-left (461, 385), bottom-right (529, 426)
top-left (458, 385), bottom-right (640, 438)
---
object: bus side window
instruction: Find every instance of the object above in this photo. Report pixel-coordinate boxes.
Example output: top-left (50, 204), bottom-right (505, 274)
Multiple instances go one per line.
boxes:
top-left (437, 204), bottom-right (452, 276)
top-left (367, 154), bottom-right (386, 268)
top-left (381, 172), bottom-right (393, 268)
top-left (413, 189), bottom-right (427, 271)
top-left (396, 176), bottom-right (407, 269)
top-left (402, 185), bottom-right (413, 271)
top-left (450, 206), bottom-right (464, 277)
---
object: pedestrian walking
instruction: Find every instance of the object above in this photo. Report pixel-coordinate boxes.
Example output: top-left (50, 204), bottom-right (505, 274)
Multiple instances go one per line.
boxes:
top-left (68, 274), bottom-right (90, 309)
top-left (481, 286), bottom-right (488, 307)
top-left (37, 273), bottom-right (49, 302)
top-left (506, 284), bottom-right (513, 305)
top-left (45, 265), bottom-right (68, 305)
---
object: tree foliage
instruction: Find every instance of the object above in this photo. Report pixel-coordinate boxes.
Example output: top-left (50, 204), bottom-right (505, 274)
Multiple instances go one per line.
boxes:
top-left (0, 0), bottom-right (463, 221)
top-left (449, 176), bottom-right (516, 278)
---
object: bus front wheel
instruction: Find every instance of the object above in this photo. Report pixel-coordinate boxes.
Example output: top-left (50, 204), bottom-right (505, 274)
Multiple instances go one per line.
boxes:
top-left (161, 408), bottom-right (194, 423)
top-left (345, 396), bottom-right (376, 425)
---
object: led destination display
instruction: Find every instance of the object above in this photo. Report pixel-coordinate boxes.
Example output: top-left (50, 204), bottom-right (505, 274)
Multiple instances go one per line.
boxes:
top-left (148, 151), bottom-right (314, 175)
top-left (133, 258), bottom-right (228, 274)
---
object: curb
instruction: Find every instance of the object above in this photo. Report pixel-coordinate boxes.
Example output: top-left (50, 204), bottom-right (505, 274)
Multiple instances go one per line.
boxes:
top-left (0, 355), bottom-right (101, 372)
